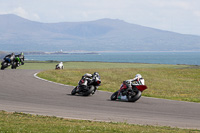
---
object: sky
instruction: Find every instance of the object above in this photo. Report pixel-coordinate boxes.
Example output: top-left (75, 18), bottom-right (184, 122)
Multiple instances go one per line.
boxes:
top-left (0, 0), bottom-right (200, 36)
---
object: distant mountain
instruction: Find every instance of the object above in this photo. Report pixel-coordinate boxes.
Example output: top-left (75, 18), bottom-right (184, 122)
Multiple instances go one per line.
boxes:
top-left (0, 14), bottom-right (200, 52)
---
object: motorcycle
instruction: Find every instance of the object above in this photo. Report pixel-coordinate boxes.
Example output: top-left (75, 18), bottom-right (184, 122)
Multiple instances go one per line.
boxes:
top-left (71, 74), bottom-right (101, 96)
top-left (110, 80), bottom-right (147, 102)
top-left (55, 62), bottom-right (64, 70)
top-left (1, 57), bottom-right (12, 70)
top-left (55, 64), bottom-right (63, 69)
top-left (11, 56), bottom-right (20, 69)
top-left (11, 55), bottom-right (25, 69)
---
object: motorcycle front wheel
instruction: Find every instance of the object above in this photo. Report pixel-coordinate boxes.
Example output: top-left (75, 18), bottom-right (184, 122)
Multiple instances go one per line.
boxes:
top-left (1, 62), bottom-right (7, 70)
top-left (71, 86), bottom-right (77, 95)
top-left (1, 66), bottom-right (4, 70)
top-left (110, 91), bottom-right (119, 100)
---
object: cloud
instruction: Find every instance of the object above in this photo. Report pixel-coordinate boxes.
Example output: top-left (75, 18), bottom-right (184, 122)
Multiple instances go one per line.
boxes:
top-left (13, 7), bottom-right (28, 18)
top-left (32, 13), bottom-right (40, 20)
top-left (13, 7), bottom-right (41, 21)
top-left (0, 6), bottom-right (40, 21)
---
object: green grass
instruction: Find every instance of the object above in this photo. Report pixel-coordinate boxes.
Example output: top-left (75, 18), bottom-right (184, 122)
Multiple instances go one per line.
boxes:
top-left (32, 61), bottom-right (200, 103)
top-left (0, 111), bottom-right (199, 133)
top-left (20, 61), bottom-right (191, 69)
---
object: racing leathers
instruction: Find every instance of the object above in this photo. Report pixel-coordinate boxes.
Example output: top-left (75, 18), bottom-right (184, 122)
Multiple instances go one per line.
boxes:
top-left (15, 53), bottom-right (25, 65)
top-left (118, 77), bottom-right (145, 97)
top-left (4, 53), bottom-right (15, 65)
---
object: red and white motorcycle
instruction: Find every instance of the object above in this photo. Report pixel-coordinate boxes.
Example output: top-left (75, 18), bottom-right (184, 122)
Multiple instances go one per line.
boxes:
top-left (110, 79), bottom-right (147, 102)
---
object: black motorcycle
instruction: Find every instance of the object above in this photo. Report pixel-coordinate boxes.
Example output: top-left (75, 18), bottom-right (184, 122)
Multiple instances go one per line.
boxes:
top-left (11, 55), bottom-right (25, 69)
top-left (71, 74), bottom-right (101, 96)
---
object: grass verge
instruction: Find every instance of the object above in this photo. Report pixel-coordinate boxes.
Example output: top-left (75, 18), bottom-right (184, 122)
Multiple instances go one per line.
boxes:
top-left (0, 111), bottom-right (199, 133)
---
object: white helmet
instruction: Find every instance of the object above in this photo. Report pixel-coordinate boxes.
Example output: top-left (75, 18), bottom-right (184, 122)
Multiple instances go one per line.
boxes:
top-left (135, 74), bottom-right (142, 79)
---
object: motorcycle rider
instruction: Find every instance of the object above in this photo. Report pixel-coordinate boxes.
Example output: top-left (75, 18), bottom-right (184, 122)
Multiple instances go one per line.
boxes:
top-left (83, 72), bottom-right (100, 82)
top-left (92, 72), bottom-right (100, 80)
top-left (82, 72), bottom-right (96, 84)
top-left (132, 74), bottom-right (145, 85)
top-left (82, 72), bottom-right (100, 94)
top-left (15, 52), bottom-right (25, 65)
top-left (56, 62), bottom-right (64, 69)
top-left (3, 53), bottom-right (15, 65)
top-left (118, 74), bottom-right (145, 98)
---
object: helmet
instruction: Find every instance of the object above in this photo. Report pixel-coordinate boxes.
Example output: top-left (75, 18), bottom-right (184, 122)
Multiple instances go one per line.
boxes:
top-left (11, 53), bottom-right (14, 55)
top-left (93, 72), bottom-right (99, 77)
top-left (93, 72), bottom-right (99, 75)
top-left (21, 52), bottom-right (24, 55)
top-left (135, 74), bottom-right (142, 79)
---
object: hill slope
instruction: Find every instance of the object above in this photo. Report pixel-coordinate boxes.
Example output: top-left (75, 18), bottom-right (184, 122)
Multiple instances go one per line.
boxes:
top-left (0, 14), bottom-right (200, 51)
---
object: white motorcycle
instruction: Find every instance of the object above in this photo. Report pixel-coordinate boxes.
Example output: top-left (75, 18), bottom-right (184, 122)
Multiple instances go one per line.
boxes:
top-left (55, 62), bottom-right (64, 69)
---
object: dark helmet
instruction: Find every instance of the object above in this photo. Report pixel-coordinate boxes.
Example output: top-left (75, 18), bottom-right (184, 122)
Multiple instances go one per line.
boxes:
top-left (93, 72), bottom-right (100, 77)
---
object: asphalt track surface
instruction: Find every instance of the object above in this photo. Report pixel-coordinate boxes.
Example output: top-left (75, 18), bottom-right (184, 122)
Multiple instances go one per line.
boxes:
top-left (0, 69), bottom-right (200, 129)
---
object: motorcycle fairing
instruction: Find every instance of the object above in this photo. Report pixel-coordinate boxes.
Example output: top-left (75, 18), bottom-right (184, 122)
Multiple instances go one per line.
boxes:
top-left (135, 85), bottom-right (147, 92)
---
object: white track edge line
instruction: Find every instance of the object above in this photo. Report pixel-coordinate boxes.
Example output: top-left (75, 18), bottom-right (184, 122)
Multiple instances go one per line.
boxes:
top-left (34, 72), bottom-right (72, 87)
top-left (33, 72), bottom-right (112, 93)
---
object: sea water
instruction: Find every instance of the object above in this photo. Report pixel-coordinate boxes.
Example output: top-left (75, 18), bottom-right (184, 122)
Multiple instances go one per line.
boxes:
top-left (25, 52), bottom-right (200, 65)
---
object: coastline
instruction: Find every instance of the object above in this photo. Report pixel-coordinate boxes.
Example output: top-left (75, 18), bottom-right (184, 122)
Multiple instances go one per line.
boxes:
top-left (1, 51), bottom-right (200, 66)
top-left (24, 52), bottom-right (200, 66)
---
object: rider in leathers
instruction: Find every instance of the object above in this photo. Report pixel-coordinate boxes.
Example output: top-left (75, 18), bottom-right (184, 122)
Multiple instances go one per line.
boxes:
top-left (15, 52), bottom-right (25, 65)
top-left (82, 72), bottom-right (100, 94)
top-left (4, 53), bottom-right (15, 65)
top-left (118, 74), bottom-right (145, 97)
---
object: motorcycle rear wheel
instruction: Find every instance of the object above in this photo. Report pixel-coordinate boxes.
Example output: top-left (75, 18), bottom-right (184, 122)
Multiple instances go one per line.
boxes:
top-left (11, 63), bottom-right (17, 69)
top-left (82, 86), bottom-right (94, 96)
top-left (110, 91), bottom-right (118, 100)
top-left (127, 90), bottom-right (142, 102)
